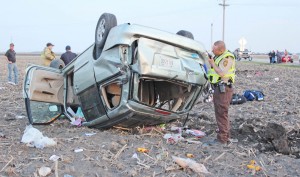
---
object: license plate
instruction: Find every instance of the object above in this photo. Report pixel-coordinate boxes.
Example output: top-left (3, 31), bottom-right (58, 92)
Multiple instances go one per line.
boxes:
top-left (160, 57), bottom-right (174, 68)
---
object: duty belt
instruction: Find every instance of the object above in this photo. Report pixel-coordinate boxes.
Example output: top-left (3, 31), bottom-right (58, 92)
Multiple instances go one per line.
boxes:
top-left (212, 83), bottom-right (232, 88)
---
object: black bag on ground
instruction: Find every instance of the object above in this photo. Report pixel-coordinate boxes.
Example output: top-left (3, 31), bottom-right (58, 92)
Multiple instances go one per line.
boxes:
top-left (230, 94), bottom-right (247, 105)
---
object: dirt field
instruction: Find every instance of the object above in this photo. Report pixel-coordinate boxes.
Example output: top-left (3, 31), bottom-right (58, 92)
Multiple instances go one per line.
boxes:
top-left (0, 56), bottom-right (300, 177)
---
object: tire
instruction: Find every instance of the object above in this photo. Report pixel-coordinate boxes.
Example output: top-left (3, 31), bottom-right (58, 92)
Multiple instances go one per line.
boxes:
top-left (95, 13), bottom-right (117, 58)
top-left (50, 59), bottom-right (65, 69)
top-left (176, 30), bottom-right (194, 39)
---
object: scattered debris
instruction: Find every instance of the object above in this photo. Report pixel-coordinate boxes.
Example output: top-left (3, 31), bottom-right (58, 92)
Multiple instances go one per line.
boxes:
top-left (21, 125), bottom-right (56, 149)
top-left (246, 160), bottom-right (262, 172)
top-left (74, 148), bottom-right (84, 153)
top-left (0, 156), bottom-right (14, 173)
top-left (0, 133), bottom-right (6, 138)
top-left (172, 156), bottom-right (210, 174)
top-left (274, 77), bottom-right (279, 82)
top-left (38, 166), bottom-right (51, 177)
top-left (185, 129), bottom-right (206, 138)
top-left (137, 147), bottom-right (149, 153)
top-left (84, 132), bottom-right (97, 136)
top-left (229, 138), bottom-right (239, 143)
top-left (70, 118), bottom-right (83, 126)
top-left (63, 175), bottom-right (74, 177)
top-left (15, 115), bottom-right (25, 119)
top-left (49, 155), bottom-right (61, 161)
top-left (163, 133), bottom-right (184, 144)
top-left (186, 153), bottom-right (194, 158)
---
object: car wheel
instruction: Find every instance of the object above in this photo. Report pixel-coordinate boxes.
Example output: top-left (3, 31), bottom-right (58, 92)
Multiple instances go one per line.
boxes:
top-left (176, 30), bottom-right (194, 39)
top-left (95, 13), bottom-right (117, 58)
top-left (50, 59), bottom-right (65, 69)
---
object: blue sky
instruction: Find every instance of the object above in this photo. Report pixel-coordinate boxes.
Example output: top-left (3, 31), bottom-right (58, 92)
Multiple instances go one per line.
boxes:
top-left (0, 0), bottom-right (299, 53)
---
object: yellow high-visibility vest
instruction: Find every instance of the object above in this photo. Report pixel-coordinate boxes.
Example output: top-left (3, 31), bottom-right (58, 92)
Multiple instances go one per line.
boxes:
top-left (207, 50), bottom-right (235, 84)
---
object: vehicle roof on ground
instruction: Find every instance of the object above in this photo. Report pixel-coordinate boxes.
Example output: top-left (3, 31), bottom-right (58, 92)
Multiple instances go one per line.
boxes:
top-left (103, 23), bottom-right (206, 55)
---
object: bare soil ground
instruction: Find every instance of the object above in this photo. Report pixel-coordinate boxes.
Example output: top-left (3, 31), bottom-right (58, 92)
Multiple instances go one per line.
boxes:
top-left (0, 56), bottom-right (300, 177)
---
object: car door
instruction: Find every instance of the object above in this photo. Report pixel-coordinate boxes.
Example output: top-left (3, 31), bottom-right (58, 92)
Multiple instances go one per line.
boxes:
top-left (23, 65), bottom-right (64, 125)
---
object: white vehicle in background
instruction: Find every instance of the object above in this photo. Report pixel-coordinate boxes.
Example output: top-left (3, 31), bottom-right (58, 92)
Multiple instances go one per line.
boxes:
top-left (234, 48), bottom-right (252, 61)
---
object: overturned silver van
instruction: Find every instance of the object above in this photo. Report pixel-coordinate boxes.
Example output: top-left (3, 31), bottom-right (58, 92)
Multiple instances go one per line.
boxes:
top-left (23, 13), bottom-right (209, 129)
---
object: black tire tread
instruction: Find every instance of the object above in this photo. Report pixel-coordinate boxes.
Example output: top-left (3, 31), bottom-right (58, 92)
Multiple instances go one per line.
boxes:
top-left (176, 30), bottom-right (194, 40)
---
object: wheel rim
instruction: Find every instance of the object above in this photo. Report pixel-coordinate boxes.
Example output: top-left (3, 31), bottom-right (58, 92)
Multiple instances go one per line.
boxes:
top-left (96, 19), bottom-right (106, 42)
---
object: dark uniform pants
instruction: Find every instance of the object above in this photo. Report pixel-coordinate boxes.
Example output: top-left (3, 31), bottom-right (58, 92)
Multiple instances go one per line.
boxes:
top-left (213, 86), bottom-right (233, 143)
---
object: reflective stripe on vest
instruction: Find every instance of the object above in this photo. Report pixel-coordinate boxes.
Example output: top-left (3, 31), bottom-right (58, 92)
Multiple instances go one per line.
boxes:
top-left (207, 50), bottom-right (236, 84)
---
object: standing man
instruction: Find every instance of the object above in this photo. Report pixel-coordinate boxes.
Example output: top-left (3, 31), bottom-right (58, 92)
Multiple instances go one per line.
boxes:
top-left (276, 50), bottom-right (281, 63)
top-left (60, 45), bottom-right (77, 65)
top-left (207, 41), bottom-right (235, 145)
top-left (268, 51), bottom-right (272, 64)
top-left (271, 50), bottom-right (276, 63)
top-left (41, 43), bottom-right (56, 66)
top-left (4, 43), bottom-right (18, 85)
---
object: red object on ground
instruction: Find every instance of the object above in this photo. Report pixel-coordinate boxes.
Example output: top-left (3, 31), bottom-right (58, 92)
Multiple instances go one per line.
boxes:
top-left (281, 56), bottom-right (292, 63)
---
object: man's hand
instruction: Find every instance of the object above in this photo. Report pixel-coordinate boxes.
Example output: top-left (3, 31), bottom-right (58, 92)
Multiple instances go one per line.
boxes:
top-left (208, 57), bottom-right (215, 67)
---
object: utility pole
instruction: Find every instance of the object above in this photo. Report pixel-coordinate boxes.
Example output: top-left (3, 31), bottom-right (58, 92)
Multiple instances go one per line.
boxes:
top-left (211, 23), bottom-right (213, 47)
top-left (219, 0), bottom-right (229, 42)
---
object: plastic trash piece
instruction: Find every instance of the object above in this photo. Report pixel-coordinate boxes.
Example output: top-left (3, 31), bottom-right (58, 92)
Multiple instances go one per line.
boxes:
top-left (163, 133), bottom-right (184, 144)
top-left (132, 153), bottom-right (138, 159)
top-left (15, 115), bottom-right (25, 119)
top-left (170, 126), bottom-right (182, 134)
top-left (64, 175), bottom-right (74, 177)
top-left (67, 107), bottom-right (76, 116)
top-left (85, 133), bottom-right (97, 136)
top-left (38, 166), bottom-right (51, 177)
top-left (137, 148), bottom-right (149, 153)
top-left (185, 129), bottom-right (206, 138)
top-left (186, 153), bottom-right (194, 158)
top-left (21, 125), bottom-right (56, 149)
top-left (172, 156), bottom-right (209, 174)
top-left (74, 148), bottom-right (83, 153)
top-left (76, 107), bottom-right (84, 118)
top-left (247, 160), bottom-right (262, 171)
top-left (49, 155), bottom-right (60, 161)
top-left (71, 118), bottom-right (83, 126)
top-left (229, 138), bottom-right (238, 143)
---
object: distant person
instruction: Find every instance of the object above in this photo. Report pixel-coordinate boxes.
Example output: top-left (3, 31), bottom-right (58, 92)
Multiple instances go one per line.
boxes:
top-left (233, 49), bottom-right (239, 60)
top-left (41, 43), bottom-right (56, 66)
top-left (60, 45), bottom-right (77, 65)
top-left (271, 50), bottom-right (276, 63)
top-left (276, 50), bottom-right (281, 63)
top-left (284, 49), bottom-right (288, 56)
top-left (268, 51), bottom-right (272, 64)
top-left (4, 43), bottom-right (18, 85)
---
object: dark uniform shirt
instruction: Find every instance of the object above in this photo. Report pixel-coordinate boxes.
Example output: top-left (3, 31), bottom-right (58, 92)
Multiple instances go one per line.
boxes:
top-left (60, 51), bottom-right (77, 65)
top-left (5, 49), bottom-right (16, 63)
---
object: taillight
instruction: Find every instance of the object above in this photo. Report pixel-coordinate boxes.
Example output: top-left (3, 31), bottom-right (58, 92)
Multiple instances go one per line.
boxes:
top-left (155, 109), bottom-right (171, 115)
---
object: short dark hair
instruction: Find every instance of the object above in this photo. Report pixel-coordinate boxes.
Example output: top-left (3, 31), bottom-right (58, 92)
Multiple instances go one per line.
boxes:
top-left (214, 41), bottom-right (226, 51)
top-left (47, 43), bottom-right (54, 47)
top-left (66, 45), bottom-right (71, 50)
